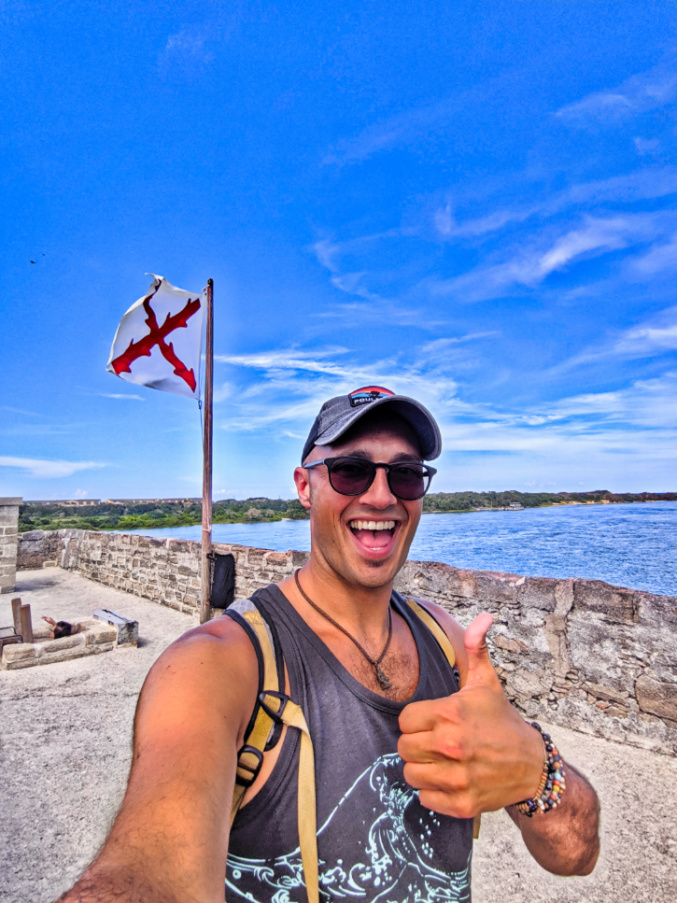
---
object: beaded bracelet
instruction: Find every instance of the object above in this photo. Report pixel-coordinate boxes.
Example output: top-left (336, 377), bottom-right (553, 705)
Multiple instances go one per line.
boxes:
top-left (514, 722), bottom-right (566, 817)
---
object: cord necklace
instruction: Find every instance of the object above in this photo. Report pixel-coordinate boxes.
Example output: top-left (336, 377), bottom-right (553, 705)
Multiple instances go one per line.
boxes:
top-left (294, 569), bottom-right (393, 690)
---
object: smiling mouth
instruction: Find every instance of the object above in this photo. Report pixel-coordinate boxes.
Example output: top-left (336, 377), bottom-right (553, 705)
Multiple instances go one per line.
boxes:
top-left (349, 519), bottom-right (398, 551)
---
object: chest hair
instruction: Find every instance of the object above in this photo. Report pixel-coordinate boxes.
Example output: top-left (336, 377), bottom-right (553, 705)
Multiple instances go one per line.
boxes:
top-left (343, 646), bottom-right (420, 702)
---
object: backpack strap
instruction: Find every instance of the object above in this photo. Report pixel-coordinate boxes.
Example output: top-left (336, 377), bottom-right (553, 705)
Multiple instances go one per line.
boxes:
top-left (404, 597), bottom-right (456, 668)
top-left (404, 597), bottom-right (481, 840)
top-left (224, 601), bottom-right (320, 903)
top-left (224, 605), bottom-right (281, 820)
top-left (258, 691), bottom-right (319, 903)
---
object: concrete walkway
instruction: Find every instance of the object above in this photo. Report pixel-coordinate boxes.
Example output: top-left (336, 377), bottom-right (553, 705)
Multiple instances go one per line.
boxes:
top-left (1, 569), bottom-right (676, 903)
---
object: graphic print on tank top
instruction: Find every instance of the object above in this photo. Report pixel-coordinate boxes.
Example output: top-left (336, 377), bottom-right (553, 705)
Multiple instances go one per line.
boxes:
top-left (227, 752), bottom-right (471, 902)
top-left (226, 586), bottom-right (473, 903)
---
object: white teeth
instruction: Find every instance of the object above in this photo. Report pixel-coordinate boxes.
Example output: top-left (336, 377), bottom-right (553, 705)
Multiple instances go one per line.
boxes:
top-left (350, 520), bottom-right (396, 531)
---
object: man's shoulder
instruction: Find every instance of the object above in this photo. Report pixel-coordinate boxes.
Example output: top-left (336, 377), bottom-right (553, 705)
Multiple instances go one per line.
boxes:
top-left (154, 605), bottom-right (262, 685)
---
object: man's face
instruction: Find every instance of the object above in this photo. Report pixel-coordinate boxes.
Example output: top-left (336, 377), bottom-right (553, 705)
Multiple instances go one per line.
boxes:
top-left (294, 416), bottom-right (424, 591)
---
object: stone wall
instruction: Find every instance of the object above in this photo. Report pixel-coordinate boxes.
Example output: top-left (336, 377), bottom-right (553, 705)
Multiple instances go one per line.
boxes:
top-left (0, 497), bottom-right (21, 594)
top-left (17, 528), bottom-right (677, 754)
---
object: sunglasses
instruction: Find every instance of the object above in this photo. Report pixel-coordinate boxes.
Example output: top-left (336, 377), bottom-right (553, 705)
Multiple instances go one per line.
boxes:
top-left (303, 456), bottom-right (437, 501)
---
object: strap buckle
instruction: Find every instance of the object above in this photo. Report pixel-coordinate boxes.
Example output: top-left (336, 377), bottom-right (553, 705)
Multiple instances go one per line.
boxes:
top-left (258, 690), bottom-right (289, 724)
top-left (235, 745), bottom-right (264, 787)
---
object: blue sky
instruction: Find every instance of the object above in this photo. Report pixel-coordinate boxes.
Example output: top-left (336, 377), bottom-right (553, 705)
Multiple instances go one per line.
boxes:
top-left (2, 1), bottom-right (677, 501)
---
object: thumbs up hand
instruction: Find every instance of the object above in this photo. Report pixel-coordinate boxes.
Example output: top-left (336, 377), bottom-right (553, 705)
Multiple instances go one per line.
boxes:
top-left (398, 613), bottom-right (545, 819)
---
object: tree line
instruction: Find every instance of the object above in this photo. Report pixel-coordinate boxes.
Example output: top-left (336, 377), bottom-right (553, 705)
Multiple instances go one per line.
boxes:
top-left (18, 490), bottom-right (677, 533)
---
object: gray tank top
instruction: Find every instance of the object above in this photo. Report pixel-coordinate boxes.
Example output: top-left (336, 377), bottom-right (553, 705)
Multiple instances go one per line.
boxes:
top-left (226, 584), bottom-right (473, 902)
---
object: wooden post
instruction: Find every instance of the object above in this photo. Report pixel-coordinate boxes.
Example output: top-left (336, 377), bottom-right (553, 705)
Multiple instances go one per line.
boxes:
top-left (20, 604), bottom-right (33, 644)
top-left (11, 597), bottom-right (22, 634)
top-left (200, 278), bottom-right (214, 624)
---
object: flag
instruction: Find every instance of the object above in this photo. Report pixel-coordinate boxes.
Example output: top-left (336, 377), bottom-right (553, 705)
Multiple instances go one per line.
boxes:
top-left (107, 274), bottom-right (206, 400)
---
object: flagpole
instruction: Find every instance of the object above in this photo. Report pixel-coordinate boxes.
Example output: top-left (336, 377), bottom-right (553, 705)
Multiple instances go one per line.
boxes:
top-left (200, 278), bottom-right (214, 624)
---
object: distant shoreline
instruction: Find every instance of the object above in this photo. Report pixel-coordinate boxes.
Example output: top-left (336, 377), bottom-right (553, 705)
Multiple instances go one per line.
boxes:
top-left (18, 491), bottom-right (677, 533)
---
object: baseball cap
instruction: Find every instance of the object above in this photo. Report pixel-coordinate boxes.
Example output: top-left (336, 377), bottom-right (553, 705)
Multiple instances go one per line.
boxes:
top-left (301, 386), bottom-right (442, 462)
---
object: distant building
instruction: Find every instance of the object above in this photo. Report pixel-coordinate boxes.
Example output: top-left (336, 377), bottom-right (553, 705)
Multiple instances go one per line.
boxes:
top-left (26, 499), bottom-right (101, 507)
top-left (102, 498), bottom-right (200, 505)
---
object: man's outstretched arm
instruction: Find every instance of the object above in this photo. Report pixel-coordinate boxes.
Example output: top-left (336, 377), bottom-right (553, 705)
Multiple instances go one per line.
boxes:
top-left (505, 761), bottom-right (599, 875)
top-left (55, 617), bottom-right (259, 903)
top-left (398, 607), bottom-right (600, 877)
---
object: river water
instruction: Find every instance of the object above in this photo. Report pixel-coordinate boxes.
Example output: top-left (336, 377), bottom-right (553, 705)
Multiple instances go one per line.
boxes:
top-left (122, 500), bottom-right (677, 596)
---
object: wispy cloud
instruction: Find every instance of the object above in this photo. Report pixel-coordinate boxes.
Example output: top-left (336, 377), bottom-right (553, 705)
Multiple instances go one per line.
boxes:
top-left (565, 167), bottom-right (677, 206)
top-left (551, 373), bottom-right (677, 429)
top-left (429, 213), bottom-right (661, 302)
top-left (211, 338), bottom-right (522, 444)
top-left (425, 166), bottom-right (677, 247)
top-left (323, 96), bottom-right (458, 166)
top-left (158, 26), bottom-right (214, 78)
top-left (630, 232), bottom-right (677, 277)
top-left (555, 306), bottom-right (677, 372)
top-left (1, 406), bottom-right (40, 416)
top-left (216, 347), bottom-right (351, 377)
top-left (310, 237), bottom-right (448, 326)
top-left (0, 457), bottom-right (107, 478)
top-left (98, 393), bottom-right (145, 401)
top-left (311, 237), bottom-right (388, 304)
top-left (609, 310), bottom-right (677, 358)
top-left (439, 373), bottom-right (677, 486)
top-left (634, 137), bottom-right (661, 157)
top-left (556, 60), bottom-right (677, 125)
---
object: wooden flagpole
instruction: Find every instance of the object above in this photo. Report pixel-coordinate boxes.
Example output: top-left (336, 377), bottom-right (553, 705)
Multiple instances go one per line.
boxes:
top-left (200, 278), bottom-right (214, 624)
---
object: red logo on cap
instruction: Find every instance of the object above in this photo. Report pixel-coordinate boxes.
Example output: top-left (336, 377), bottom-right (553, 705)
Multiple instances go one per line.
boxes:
top-left (349, 386), bottom-right (395, 407)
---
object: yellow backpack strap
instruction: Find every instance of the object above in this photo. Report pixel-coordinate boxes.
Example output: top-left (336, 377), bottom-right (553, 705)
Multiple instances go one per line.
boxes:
top-left (405, 597), bottom-right (456, 668)
top-left (404, 598), bottom-right (481, 839)
top-left (227, 604), bottom-right (320, 903)
top-left (229, 606), bottom-right (281, 824)
top-left (259, 692), bottom-right (319, 903)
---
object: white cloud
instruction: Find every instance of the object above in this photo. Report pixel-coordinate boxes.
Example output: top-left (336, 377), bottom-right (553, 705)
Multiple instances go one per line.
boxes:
top-left (430, 214), bottom-right (661, 302)
top-left (0, 457), bottom-right (107, 478)
top-left (207, 341), bottom-right (677, 492)
top-left (213, 343), bottom-right (471, 436)
top-left (434, 204), bottom-right (455, 236)
top-left (310, 236), bottom-right (449, 325)
top-left (557, 307), bottom-right (677, 371)
top-left (158, 26), bottom-right (214, 77)
top-left (323, 96), bottom-right (458, 166)
top-left (545, 373), bottom-right (677, 430)
top-left (420, 333), bottom-right (498, 353)
top-left (216, 348), bottom-right (350, 377)
top-left (423, 167), bottom-right (677, 248)
top-left (610, 312), bottom-right (677, 357)
top-left (98, 393), bottom-right (145, 401)
top-left (634, 137), bottom-right (661, 156)
top-left (556, 61), bottom-right (677, 125)
top-left (435, 374), bottom-right (677, 491)
top-left (1, 406), bottom-right (39, 416)
top-left (631, 232), bottom-right (677, 277)
top-left (432, 203), bottom-right (540, 241)
top-left (213, 382), bottom-right (235, 404)
top-left (565, 167), bottom-right (677, 206)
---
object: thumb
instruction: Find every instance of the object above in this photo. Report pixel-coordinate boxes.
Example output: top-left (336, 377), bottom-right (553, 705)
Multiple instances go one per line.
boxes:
top-left (463, 612), bottom-right (498, 687)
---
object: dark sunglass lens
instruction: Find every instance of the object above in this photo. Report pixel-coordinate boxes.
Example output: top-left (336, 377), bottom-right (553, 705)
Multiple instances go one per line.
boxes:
top-left (329, 459), bottom-right (374, 495)
top-left (389, 464), bottom-right (427, 500)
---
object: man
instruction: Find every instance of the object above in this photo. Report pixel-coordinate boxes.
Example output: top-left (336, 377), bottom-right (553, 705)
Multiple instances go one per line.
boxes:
top-left (58, 386), bottom-right (599, 903)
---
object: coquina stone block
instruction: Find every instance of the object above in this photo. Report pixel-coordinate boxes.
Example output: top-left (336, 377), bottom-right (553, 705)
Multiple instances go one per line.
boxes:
top-left (0, 498), bottom-right (21, 594)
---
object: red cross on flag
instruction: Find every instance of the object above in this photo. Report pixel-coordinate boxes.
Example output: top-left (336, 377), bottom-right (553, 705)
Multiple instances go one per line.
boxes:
top-left (107, 274), bottom-right (206, 400)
